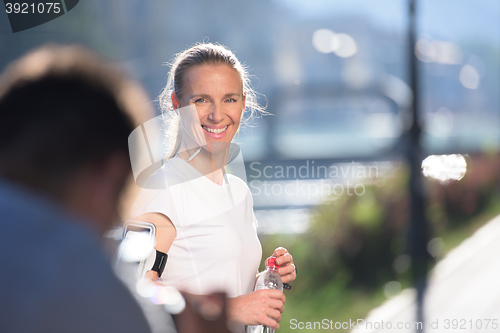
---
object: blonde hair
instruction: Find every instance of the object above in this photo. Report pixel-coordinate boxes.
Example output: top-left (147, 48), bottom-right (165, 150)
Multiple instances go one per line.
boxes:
top-left (158, 42), bottom-right (266, 160)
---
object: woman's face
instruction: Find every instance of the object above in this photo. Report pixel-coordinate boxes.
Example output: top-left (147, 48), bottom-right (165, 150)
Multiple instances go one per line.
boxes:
top-left (172, 64), bottom-right (245, 153)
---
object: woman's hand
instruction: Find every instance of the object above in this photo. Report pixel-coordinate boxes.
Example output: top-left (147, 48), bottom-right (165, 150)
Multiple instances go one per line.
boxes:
top-left (144, 270), bottom-right (165, 286)
top-left (271, 247), bottom-right (297, 284)
top-left (227, 289), bottom-right (286, 330)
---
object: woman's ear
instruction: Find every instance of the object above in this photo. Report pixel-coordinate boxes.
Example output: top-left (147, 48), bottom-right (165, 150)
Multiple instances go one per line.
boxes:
top-left (171, 92), bottom-right (180, 114)
top-left (242, 92), bottom-right (247, 111)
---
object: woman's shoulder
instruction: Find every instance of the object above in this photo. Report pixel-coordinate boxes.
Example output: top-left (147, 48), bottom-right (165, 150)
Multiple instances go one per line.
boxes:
top-left (141, 158), bottom-right (188, 189)
top-left (131, 160), bottom-right (186, 220)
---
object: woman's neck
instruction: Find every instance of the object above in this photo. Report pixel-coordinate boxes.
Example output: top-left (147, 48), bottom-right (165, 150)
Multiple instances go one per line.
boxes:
top-left (179, 146), bottom-right (230, 186)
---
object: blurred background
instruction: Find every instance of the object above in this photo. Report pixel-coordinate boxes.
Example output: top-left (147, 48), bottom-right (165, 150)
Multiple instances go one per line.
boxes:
top-left (1, 0), bottom-right (499, 332)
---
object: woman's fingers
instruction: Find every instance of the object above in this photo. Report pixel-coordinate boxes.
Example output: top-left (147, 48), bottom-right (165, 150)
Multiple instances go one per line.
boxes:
top-left (257, 289), bottom-right (285, 314)
top-left (257, 293), bottom-right (283, 330)
top-left (273, 246), bottom-right (288, 258)
top-left (278, 263), bottom-right (295, 275)
top-left (276, 252), bottom-right (293, 266)
top-left (279, 264), bottom-right (297, 283)
top-left (259, 314), bottom-right (280, 330)
top-left (252, 290), bottom-right (285, 329)
top-left (271, 248), bottom-right (297, 283)
top-left (261, 308), bottom-right (282, 328)
top-left (267, 288), bottom-right (286, 303)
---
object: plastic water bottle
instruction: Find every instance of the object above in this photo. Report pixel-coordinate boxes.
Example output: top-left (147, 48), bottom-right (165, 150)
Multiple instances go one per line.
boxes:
top-left (246, 256), bottom-right (283, 333)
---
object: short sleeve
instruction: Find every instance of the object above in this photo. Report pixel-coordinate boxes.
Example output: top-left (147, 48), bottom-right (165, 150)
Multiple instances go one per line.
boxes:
top-left (130, 168), bottom-right (182, 228)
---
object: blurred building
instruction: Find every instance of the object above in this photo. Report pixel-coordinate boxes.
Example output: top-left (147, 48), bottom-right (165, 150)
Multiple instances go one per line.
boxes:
top-left (1, 0), bottom-right (498, 234)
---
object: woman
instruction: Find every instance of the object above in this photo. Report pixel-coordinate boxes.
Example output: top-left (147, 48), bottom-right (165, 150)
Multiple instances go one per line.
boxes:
top-left (131, 43), bottom-right (296, 331)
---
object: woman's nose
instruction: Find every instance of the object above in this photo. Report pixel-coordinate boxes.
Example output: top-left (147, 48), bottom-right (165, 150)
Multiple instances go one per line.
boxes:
top-left (207, 103), bottom-right (224, 122)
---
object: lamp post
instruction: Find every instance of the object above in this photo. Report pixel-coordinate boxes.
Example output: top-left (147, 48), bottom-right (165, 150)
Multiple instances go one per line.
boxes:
top-left (407, 0), bottom-right (431, 331)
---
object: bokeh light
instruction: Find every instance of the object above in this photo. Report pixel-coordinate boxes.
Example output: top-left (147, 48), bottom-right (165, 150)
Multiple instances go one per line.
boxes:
top-left (136, 277), bottom-right (156, 298)
top-left (334, 33), bottom-right (358, 58)
top-left (427, 237), bottom-right (445, 257)
top-left (421, 154), bottom-right (467, 183)
top-left (459, 64), bottom-right (480, 89)
top-left (312, 29), bottom-right (358, 58)
top-left (415, 38), bottom-right (436, 63)
top-left (383, 281), bottom-right (402, 298)
top-left (158, 287), bottom-right (186, 314)
top-left (415, 36), bottom-right (462, 64)
top-left (312, 28), bottom-right (336, 54)
top-left (136, 278), bottom-right (186, 314)
top-left (119, 231), bottom-right (155, 262)
top-left (427, 107), bottom-right (454, 137)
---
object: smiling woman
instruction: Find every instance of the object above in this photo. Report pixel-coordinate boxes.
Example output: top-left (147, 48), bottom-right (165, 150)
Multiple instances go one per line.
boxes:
top-left (173, 64), bottom-right (245, 157)
top-left (160, 43), bottom-right (265, 162)
top-left (131, 43), bottom-right (297, 333)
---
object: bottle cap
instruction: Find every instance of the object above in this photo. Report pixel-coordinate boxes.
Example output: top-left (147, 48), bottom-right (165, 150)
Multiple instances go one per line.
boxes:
top-left (266, 256), bottom-right (280, 269)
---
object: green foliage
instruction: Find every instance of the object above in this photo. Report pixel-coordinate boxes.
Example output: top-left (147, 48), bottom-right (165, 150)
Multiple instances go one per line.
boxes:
top-left (303, 166), bottom-right (410, 291)
top-left (258, 153), bottom-right (500, 332)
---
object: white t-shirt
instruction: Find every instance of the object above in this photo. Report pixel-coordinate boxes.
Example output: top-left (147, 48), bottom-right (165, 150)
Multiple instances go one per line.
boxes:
top-left (131, 157), bottom-right (262, 298)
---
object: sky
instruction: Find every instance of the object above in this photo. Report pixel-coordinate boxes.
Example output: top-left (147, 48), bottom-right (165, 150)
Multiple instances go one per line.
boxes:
top-left (273, 0), bottom-right (500, 43)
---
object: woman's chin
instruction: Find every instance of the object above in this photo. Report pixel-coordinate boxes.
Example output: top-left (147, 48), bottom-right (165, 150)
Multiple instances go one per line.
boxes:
top-left (206, 141), bottom-right (232, 156)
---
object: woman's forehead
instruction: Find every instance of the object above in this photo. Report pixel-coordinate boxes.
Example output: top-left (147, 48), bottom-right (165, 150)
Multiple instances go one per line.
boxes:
top-left (184, 64), bottom-right (243, 92)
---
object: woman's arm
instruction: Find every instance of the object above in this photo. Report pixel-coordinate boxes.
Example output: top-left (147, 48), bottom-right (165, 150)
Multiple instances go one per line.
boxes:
top-left (135, 212), bottom-right (176, 282)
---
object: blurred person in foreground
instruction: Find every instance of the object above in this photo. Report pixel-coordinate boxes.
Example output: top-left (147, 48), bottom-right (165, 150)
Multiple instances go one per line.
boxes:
top-left (0, 45), bottom-right (155, 333)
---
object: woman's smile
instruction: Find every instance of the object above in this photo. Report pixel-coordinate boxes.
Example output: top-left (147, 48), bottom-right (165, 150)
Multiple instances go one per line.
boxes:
top-left (202, 124), bottom-right (229, 138)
